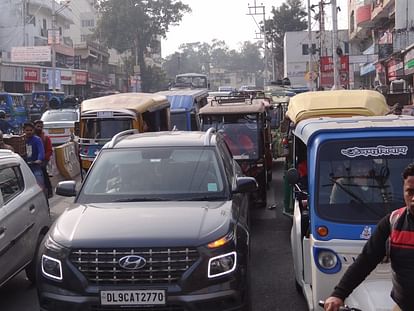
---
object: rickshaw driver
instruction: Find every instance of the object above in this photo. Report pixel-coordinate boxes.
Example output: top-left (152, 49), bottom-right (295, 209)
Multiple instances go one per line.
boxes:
top-left (324, 163), bottom-right (414, 311)
top-left (329, 160), bottom-right (392, 204)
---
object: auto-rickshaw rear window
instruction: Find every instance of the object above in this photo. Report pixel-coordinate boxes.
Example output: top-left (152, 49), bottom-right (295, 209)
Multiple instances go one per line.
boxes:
top-left (316, 138), bottom-right (414, 224)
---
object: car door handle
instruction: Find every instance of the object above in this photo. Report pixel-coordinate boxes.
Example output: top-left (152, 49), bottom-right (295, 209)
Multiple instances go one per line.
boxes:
top-left (29, 204), bottom-right (36, 213)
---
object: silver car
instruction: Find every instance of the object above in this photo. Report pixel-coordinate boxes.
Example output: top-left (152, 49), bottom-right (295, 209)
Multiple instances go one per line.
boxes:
top-left (0, 149), bottom-right (50, 286)
top-left (41, 108), bottom-right (79, 146)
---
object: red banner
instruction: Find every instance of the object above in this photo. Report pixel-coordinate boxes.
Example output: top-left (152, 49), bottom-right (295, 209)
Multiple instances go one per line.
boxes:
top-left (24, 67), bottom-right (39, 82)
top-left (74, 71), bottom-right (87, 85)
top-left (319, 56), bottom-right (349, 87)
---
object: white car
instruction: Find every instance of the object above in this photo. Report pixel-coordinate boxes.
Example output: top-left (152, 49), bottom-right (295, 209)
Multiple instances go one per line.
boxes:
top-left (41, 108), bottom-right (79, 145)
top-left (0, 150), bottom-right (50, 286)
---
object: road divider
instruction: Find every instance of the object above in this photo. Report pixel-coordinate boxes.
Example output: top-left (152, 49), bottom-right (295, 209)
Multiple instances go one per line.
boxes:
top-left (53, 142), bottom-right (81, 180)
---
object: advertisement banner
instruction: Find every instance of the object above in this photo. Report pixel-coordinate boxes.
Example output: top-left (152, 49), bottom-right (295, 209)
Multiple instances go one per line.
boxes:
top-left (11, 46), bottom-right (51, 63)
top-left (24, 67), bottom-right (39, 82)
top-left (48, 69), bottom-right (61, 90)
top-left (319, 56), bottom-right (349, 86)
top-left (404, 48), bottom-right (414, 75)
top-left (60, 70), bottom-right (73, 85)
top-left (387, 59), bottom-right (404, 81)
top-left (74, 71), bottom-right (87, 85)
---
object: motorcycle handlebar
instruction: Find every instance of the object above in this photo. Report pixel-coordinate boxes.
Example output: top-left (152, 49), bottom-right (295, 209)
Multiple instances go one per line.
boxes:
top-left (318, 300), bottom-right (362, 311)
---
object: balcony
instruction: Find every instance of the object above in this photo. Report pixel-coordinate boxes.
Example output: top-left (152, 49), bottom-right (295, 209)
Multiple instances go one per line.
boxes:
top-left (371, 0), bottom-right (395, 26)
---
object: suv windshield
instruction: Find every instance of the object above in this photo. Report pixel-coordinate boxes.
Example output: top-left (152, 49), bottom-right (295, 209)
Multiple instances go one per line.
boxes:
top-left (202, 115), bottom-right (260, 160)
top-left (78, 147), bottom-right (227, 203)
top-left (317, 139), bottom-right (411, 224)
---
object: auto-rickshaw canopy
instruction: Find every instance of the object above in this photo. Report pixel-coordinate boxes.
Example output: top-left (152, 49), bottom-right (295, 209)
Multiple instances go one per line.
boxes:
top-left (81, 93), bottom-right (170, 113)
top-left (199, 97), bottom-right (266, 115)
top-left (286, 90), bottom-right (389, 124)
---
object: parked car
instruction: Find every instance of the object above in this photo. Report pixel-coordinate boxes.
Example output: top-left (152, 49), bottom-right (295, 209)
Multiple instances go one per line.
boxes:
top-left (0, 149), bottom-right (50, 287)
top-left (40, 108), bottom-right (79, 146)
top-left (37, 129), bottom-right (257, 311)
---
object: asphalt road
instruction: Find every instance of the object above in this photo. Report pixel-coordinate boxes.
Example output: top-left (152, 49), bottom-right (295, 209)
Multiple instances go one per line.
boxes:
top-left (0, 159), bottom-right (308, 311)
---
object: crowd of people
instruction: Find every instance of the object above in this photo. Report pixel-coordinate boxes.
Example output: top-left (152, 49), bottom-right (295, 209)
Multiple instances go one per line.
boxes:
top-left (0, 110), bottom-right (53, 199)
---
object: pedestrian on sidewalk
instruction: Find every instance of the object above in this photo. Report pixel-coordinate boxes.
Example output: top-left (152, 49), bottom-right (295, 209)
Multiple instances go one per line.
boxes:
top-left (23, 122), bottom-right (45, 193)
top-left (34, 120), bottom-right (54, 198)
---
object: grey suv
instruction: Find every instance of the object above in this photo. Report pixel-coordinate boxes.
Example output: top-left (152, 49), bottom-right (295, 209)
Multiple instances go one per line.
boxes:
top-left (37, 129), bottom-right (257, 311)
top-left (0, 149), bottom-right (50, 286)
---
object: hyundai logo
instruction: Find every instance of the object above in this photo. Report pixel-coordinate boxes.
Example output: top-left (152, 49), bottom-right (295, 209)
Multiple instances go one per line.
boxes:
top-left (118, 255), bottom-right (147, 270)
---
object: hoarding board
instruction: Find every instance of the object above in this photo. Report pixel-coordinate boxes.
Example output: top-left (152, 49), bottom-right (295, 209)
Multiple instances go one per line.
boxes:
top-left (11, 46), bottom-right (51, 63)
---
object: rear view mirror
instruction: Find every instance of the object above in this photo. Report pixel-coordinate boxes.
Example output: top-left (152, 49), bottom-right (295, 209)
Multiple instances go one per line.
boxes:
top-left (56, 180), bottom-right (77, 197)
top-left (233, 177), bottom-right (258, 193)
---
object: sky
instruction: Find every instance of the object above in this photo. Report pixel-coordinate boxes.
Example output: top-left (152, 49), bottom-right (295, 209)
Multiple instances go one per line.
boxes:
top-left (161, 0), bottom-right (348, 58)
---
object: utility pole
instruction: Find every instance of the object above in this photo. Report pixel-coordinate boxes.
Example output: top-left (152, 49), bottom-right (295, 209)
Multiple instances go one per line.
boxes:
top-left (22, 0), bottom-right (26, 46)
top-left (307, 0), bottom-right (314, 91)
top-left (51, 0), bottom-right (57, 91)
top-left (331, 0), bottom-right (340, 89)
top-left (247, 1), bottom-right (268, 86)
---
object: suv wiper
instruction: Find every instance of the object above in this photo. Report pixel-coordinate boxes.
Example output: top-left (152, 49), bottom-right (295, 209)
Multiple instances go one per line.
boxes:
top-left (182, 196), bottom-right (227, 201)
top-left (113, 197), bottom-right (169, 202)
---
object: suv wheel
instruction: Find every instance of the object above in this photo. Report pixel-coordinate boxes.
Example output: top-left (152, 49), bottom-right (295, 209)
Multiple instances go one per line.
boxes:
top-left (25, 233), bottom-right (46, 283)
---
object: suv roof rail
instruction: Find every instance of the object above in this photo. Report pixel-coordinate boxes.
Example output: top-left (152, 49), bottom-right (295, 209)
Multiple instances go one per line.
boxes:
top-left (203, 127), bottom-right (216, 146)
top-left (107, 129), bottom-right (139, 148)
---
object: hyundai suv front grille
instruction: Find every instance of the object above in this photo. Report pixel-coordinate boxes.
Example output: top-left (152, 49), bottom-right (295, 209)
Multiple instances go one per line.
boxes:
top-left (70, 247), bottom-right (199, 285)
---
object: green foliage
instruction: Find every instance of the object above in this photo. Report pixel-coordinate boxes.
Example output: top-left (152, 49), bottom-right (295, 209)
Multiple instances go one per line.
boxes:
top-left (95, 0), bottom-right (190, 91)
top-left (162, 40), bottom-right (263, 81)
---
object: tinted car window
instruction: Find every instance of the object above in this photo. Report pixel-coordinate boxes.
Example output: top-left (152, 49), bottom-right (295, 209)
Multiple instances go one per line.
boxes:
top-left (78, 147), bottom-right (228, 203)
top-left (0, 166), bottom-right (24, 204)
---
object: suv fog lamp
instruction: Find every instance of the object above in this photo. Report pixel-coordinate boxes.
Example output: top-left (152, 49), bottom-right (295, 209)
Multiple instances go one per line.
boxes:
top-left (41, 254), bottom-right (63, 281)
top-left (208, 251), bottom-right (237, 278)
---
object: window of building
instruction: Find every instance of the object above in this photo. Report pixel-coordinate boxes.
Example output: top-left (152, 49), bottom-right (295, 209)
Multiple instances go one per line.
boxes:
top-left (302, 43), bottom-right (317, 55)
top-left (82, 19), bottom-right (95, 28)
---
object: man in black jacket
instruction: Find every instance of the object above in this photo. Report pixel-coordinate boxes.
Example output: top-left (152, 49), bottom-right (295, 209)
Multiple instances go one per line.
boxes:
top-left (324, 163), bottom-right (414, 311)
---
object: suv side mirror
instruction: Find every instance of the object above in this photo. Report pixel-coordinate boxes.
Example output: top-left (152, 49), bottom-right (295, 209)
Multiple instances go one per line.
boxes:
top-left (234, 177), bottom-right (258, 193)
top-left (74, 121), bottom-right (80, 136)
top-left (56, 180), bottom-right (77, 197)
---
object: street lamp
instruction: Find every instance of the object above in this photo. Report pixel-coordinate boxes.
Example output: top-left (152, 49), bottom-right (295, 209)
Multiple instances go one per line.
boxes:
top-left (50, 0), bottom-right (70, 91)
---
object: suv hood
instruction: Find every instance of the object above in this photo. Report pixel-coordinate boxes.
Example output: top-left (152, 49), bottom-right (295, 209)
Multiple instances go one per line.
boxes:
top-left (51, 201), bottom-right (232, 248)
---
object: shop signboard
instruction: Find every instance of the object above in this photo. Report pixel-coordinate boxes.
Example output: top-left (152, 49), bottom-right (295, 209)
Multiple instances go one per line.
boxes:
top-left (404, 48), bottom-right (414, 75)
top-left (320, 56), bottom-right (349, 86)
top-left (60, 70), bottom-right (73, 85)
top-left (74, 71), bottom-right (87, 85)
top-left (47, 69), bottom-right (61, 90)
top-left (387, 58), bottom-right (404, 81)
top-left (24, 67), bottom-right (39, 82)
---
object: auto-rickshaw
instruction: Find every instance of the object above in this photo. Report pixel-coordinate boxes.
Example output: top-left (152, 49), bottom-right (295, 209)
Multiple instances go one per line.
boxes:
top-left (282, 90), bottom-right (390, 216)
top-left (285, 90), bottom-right (410, 311)
top-left (199, 94), bottom-right (272, 207)
top-left (156, 88), bottom-right (208, 131)
top-left (0, 92), bottom-right (28, 132)
top-left (30, 91), bottom-right (65, 121)
top-left (76, 93), bottom-right (170, 171)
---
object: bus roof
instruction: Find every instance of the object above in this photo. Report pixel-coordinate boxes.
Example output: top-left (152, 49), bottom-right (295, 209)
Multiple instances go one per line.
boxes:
top-left (81, 92), bottom-right (169, 113)
top-left (286, 90), bottom-right (389, 124)
top-left (156, 89), bottom-right (208, 111)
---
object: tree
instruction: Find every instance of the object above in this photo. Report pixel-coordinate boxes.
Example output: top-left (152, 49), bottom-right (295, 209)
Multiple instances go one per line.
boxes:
top-left (95, 0), bottom-right (190, 92)
top-left (265, 0), bottom-right (307, 79)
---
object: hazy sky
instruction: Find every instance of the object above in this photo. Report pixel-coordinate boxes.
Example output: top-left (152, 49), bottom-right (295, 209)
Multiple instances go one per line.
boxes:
top-left (161, 0), bottom-right (348, 58)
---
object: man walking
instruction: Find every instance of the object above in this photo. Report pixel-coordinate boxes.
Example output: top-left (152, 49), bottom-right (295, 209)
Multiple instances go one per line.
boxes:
top-left (34, 120), bottom-right (53, 198)
top-left (23, 122), bottom-right (45, 193)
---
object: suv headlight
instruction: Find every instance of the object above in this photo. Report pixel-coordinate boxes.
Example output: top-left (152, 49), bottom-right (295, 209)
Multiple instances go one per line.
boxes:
top-left (208, 251), bottom-right (237, 278)
top-left (41, 236), bottom-right (66, 281)
top-left (41, 254), bottom-right (63, 281)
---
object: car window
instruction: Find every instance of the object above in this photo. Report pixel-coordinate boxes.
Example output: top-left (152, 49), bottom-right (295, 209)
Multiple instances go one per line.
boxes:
top-left (0, 166), bottom-right (24, 204)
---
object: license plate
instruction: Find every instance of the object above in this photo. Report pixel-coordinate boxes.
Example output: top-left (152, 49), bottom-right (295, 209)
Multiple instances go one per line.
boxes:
top-left (100, 290), bottom-right (166, 305)
top-left (48, 128), bottom-right (65, 134)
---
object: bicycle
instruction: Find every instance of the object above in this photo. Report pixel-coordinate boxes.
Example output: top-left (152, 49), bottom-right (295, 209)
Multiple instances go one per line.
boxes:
top-left (318, 300), bottom-right (362, 311)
